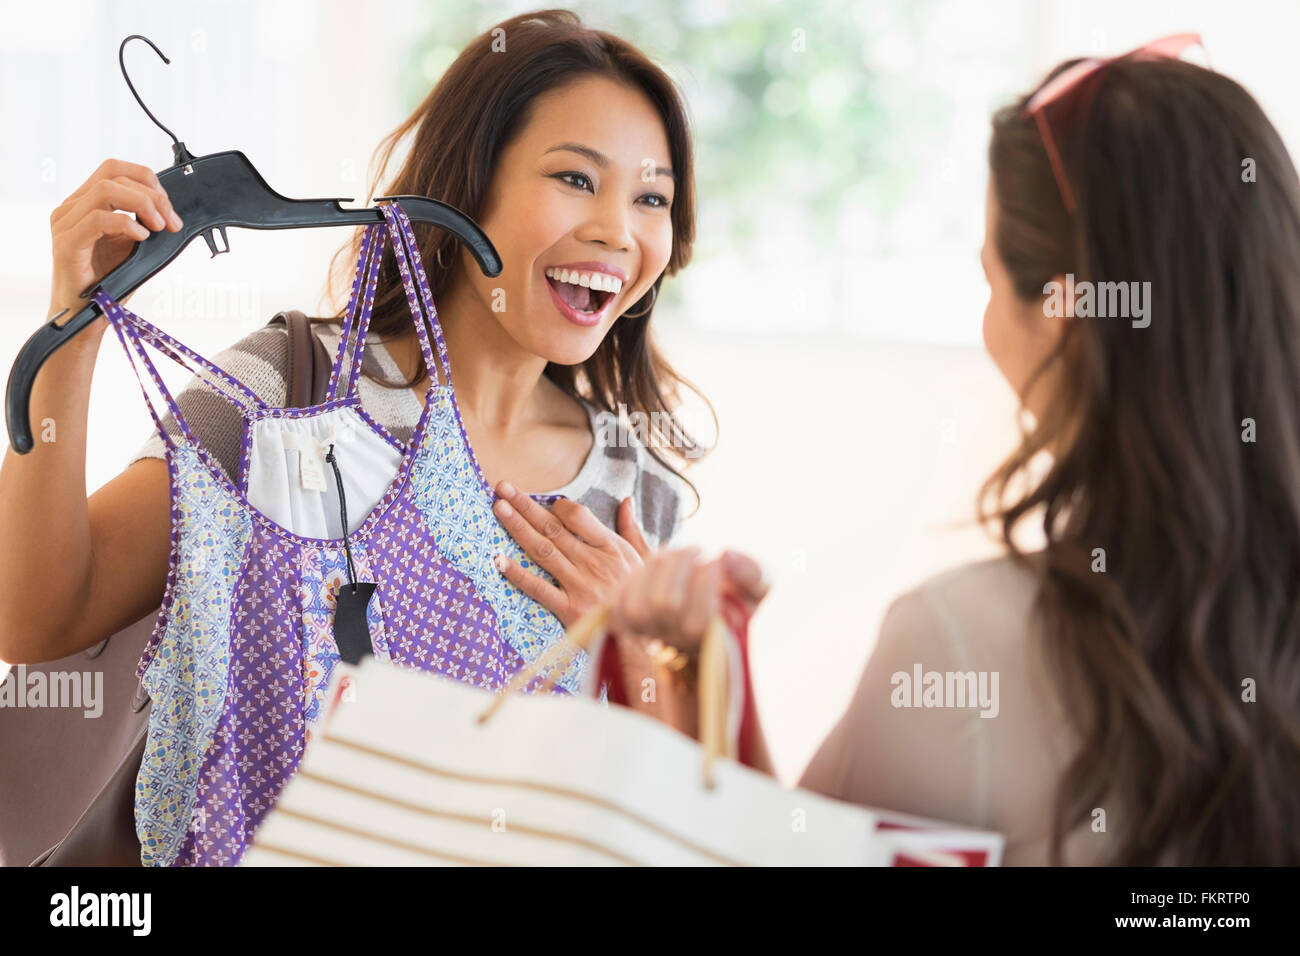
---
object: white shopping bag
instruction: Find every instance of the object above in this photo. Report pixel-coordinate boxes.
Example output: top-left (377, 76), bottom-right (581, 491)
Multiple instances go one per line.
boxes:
top-left (243, 614), bottom-right (1003, 867)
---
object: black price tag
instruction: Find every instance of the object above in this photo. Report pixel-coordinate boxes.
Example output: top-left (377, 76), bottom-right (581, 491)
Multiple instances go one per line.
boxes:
top-left (333, 582), bottom-right (376, 664)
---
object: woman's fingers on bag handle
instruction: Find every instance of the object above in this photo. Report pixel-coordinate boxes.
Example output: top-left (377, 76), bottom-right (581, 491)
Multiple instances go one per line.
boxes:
top-left (609, 547), bottom-right (718, 651)
top-left (679, 556), bottom-right (723, 648)
top-left (720, 549), bottom-right (770, 611)
top-left (48, 159), bottom-right (183, 320)
top-left (647, 544), bottom-right (696, 635)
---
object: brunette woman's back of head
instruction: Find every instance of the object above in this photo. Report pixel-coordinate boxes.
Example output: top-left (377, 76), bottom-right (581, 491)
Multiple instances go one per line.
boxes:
top-left (985, 55), bottom-right (1300, 864)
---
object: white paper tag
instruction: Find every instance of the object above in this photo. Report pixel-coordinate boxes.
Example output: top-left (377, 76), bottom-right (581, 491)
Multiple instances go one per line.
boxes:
top-left (281, 429), bottom-right (334, 493)
top-left (299, 448), bottom-right (328, 492)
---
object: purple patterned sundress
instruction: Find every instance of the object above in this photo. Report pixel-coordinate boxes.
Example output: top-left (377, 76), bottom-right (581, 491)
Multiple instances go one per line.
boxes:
top-left (96, 200), bottom-right (584, 866)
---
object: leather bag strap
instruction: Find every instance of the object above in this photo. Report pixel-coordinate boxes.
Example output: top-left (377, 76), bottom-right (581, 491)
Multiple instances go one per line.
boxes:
top-left (270, 310), bottom-right (331, 408)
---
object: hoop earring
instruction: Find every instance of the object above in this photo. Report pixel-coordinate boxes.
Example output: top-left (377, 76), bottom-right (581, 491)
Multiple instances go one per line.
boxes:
top-left (435, 245), bottom-right (448, 270)
top-left (623, 285), bottom-right (658, 319)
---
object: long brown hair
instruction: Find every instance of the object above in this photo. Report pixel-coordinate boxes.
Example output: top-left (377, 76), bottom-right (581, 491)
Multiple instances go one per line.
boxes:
top-left (983, 56), bottom-right (1300, 864)
top-left (317, 9), bottom-right (710, 506)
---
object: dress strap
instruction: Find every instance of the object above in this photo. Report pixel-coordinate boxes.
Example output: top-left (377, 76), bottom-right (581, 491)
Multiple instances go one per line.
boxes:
top-left (377, 201), bottom-right (451, 390)
top-left (92, 292), bottom-right (267, 418)
top-left (325, 221), bottom-right (385, 402)
top-left (94, 289), bottom-right (207, 452)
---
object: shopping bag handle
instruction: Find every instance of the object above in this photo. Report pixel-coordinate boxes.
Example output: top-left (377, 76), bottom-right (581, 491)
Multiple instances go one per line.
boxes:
top-left (477, 606), bottom-right (735, 788)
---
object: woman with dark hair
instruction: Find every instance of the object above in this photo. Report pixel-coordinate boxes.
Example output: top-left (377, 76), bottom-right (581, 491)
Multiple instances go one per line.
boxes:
top-left (1, 8), bottom-right (707, 663)
top-left (0, 10), bottom-right (709, 863)
top-left (598, 41), bottom-right (1300, 865)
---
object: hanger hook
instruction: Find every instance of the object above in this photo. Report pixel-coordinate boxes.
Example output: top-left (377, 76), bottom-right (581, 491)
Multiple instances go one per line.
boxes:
top-left (118, 34), bottom-right (195, 166)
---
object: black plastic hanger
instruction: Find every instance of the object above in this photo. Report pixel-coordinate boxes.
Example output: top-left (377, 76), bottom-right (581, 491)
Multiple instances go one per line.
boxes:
top-left (6, 34), bottom-right (501, 453)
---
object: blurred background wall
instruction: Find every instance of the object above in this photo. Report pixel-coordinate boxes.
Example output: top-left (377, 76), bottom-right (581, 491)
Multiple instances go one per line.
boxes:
top-left (2, 0), bottom-right (1295, 780)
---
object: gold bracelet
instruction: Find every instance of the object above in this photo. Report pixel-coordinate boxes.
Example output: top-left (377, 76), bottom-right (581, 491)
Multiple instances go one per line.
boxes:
top-left (645, 638), bottom-right (698, 687)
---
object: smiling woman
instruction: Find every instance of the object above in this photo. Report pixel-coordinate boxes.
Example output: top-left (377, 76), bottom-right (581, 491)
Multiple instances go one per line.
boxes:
top-left (125, 9), bottom-right (713, 612)
top-left (324, 10), bottom-right (713, 633)
top-left (326, 10), bottom-right (708, 505)
top-left (0, 9), bottom-right (716, 867)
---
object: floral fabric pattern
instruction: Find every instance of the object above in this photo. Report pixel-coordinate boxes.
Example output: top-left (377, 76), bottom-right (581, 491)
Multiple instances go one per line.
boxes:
top-left (133, 440), bottom-right (252, 867)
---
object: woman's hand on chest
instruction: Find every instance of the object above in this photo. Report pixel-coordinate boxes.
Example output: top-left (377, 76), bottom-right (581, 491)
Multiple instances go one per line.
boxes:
top-left (490, 481), bottom-right (652, 628)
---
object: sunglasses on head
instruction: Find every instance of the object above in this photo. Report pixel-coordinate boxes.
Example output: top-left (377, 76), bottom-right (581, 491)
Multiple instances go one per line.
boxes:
top-left (1023, 32), bottom-right (1207, 215)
